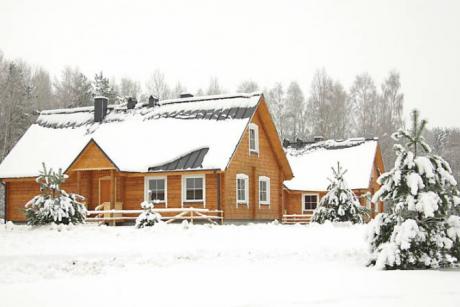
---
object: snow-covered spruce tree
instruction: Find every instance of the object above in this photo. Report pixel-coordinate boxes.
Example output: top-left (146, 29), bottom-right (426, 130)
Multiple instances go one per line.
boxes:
top-left (25, 163), bottom-right (87, 225)
top-left (368, 110), bottom-right (460, 269)
top-left (312, 162), bottom-right (366, 224)
top-left (135, 201), bottom-right (162, 228)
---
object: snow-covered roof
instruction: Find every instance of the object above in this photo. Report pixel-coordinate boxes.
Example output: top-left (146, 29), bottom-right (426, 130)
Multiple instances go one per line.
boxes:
top-left (284, 138), bottom-right (379, 191)
top-left (0, 93), bottom-right (262, 178)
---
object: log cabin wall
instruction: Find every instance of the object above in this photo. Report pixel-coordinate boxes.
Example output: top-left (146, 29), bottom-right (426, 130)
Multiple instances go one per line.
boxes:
top-left (122, 173), bottom-right (218, 211)
top-left (223, 105), bottom-right (284, 221)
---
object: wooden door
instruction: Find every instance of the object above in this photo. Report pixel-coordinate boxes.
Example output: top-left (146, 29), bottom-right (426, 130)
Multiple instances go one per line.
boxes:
top-left (99, 179), bottom-right (111, 205)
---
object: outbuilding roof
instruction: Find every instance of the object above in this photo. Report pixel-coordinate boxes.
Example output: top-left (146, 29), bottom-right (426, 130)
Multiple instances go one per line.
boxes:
top-left (0, 93), bottom-right (264, 178)
top-left (284, 138), bottom-right (380, 191)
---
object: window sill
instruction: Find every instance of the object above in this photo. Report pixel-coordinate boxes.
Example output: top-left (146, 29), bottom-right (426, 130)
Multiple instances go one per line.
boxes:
top-left (151, 202), bottom-right (167, 207)
top-left (259, 202), bottom-right (270, 207)
top-left (237, 202), bottom-right (249, 207)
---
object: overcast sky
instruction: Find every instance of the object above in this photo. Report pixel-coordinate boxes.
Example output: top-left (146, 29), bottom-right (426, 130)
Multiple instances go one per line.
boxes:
top-left (1, 0), bottom-right (459, 127)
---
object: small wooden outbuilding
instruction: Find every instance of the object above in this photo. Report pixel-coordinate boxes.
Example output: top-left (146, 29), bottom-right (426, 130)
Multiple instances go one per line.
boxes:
top-left (282, 138), bottom-right (385, 222)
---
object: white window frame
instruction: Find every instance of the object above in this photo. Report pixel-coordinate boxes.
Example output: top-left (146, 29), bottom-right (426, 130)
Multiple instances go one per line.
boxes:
top-left (248, 123), bottom-right (259, 154)
top-left (182, 174), bottom-right (206, 206)
top-left (144, 176), bottom-right (167, 207)
top-left (236, 173), bottom-right (249, 207)
top-left (258, 176), bottom-right (270, 207)
top-left (302, 193), bottom-right (319, 212)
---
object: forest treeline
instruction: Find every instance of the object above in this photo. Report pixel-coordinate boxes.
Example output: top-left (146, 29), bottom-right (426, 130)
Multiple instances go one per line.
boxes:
top-left (0, 50), bottom-right (459, 181)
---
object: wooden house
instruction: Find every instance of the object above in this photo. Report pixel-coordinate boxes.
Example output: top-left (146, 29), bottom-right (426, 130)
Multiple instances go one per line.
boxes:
top-left (282, 138), bottom-right (384, 222)
top-left (0, 93), bottom-right (293, 222)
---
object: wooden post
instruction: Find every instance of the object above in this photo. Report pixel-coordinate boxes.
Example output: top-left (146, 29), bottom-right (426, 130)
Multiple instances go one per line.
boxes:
top-left (76, 171), bottom-right (81, 195)
top-left (279, 169), bottom-right (284, 220)
top-left (216, 172), bottom-right (221, 211)
top-left (3, 182), bottom-right (7, 222)
top-left (220, 173), bottom-right (225, 221)
top-left (252, 166), bottom-right (256, 220)
top-left (110, 170), bottom-right (116, 226)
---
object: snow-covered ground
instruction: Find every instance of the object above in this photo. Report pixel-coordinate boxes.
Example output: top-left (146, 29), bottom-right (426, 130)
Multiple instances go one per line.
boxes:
top-left (0, 222), bottom-right (458, 307)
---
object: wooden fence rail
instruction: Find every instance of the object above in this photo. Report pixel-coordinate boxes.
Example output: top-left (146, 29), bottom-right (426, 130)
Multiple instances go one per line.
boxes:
top-left (282, 214), bottom-right (313, 224)
top-left (86, 207), bottom-right (224, 225)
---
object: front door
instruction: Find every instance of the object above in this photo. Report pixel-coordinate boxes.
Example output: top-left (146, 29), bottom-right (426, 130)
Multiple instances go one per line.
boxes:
top-left (99, 179), bottom-right (111, 206)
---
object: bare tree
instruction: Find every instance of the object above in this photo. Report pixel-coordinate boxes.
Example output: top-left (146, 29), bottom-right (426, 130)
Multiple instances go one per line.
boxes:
top-left (377, 71), bottom-right (405, 166)
top-left (171, 81), bottom-right (187, 99)
top-left (31, 68), bottom-right (53, 110)
top-left (350, 73), bottom-right (379, 137)
top-left (285, 81), bottom-right (306, 140)
top-left (0, 60), bottom-right (34, 160)
top-left (426, 127), bottom-right (460, 181)
top-left (306, 69), bottom-right (351, 139)
top-left (54, 67), bottom-right (93, 108)
top-left (195, 88), bottom-right (205, 96)
top-left (146, 70), bottom-right (170, 100)
top-left (237, 80), bottom-right (259, 93)
top-left (206, 77), bottom-right (223, 95)
top-left (266, 83), bottom-right (287, 140)
top-left (119, 77), bottom-right (141, 98)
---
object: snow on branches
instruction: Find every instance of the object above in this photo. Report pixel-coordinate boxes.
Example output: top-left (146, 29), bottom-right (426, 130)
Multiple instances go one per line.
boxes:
top-left (135, 201), bottom-right (162, 228)
top-left (25, 163), bottom-right (86, 225)
top-left (312, 162), bottom-right (366, 224)
top-left (368, 110), bottom-right (460, 269)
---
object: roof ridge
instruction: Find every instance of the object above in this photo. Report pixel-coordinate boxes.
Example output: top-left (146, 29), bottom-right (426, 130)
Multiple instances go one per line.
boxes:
top-left (287, 137), bottom-right (378, 155)
top-left (39, 92), bottom-right (262, 115)
top-left (159, 92), bottom-right (261, 106)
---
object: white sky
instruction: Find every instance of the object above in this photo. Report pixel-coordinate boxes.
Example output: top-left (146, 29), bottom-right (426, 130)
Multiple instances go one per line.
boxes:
top-left (1, 0), bottom-right (459, 127)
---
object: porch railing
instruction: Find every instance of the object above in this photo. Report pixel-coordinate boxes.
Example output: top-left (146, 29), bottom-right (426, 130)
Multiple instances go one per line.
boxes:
top-left (281, 213), bottom-right (313, 224)
top-left (86, 207), bottom-right (224, 225)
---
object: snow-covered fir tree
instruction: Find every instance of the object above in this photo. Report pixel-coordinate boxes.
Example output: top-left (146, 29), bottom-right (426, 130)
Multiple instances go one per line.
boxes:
top-left (368, 110), bottom-right (460, 269)
top-left (93, 71), bottom-right (118, 103)
top-left (312, 162), bottom-right (366, 224)
top-left (135, 201), bottom-right (162, 228)
top-left (25, 163), bottom-right (87, 225)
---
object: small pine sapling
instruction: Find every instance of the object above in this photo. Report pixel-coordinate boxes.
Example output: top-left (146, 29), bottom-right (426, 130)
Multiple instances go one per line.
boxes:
top-left (312, 162), bottom-right (367, 224)
top-left (25, 163), bottom-right (87, 225)
top-left (135, 201), bottom-right (162, 228)
top-left (368, 110), bottom-right (460, 269)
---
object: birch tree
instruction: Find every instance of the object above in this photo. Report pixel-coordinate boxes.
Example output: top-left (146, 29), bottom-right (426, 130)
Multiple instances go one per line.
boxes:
top-left (266, 83), bottom-right (287, 140)
top-left (146, 70), bottom-right (170, 100)
top-left (350, 73), bottom-right (380, 137)
top-left (54, 67), bottom-right (93, 108)
top-left (237, 80), bottom-right (259, 93)
top-left (285, 81), bottom-right (306, 140)
top-left (206, 77), bottom-right (223, 95)
top-left (377, 71), bottom-right (404, 166)
top-left (306, 69), bottom-right (351, 139)
top-left (171, 81), bottom-right (187, 99)
top-left (0, 61), bottom-right (34, 160)
top-left (119, 77), bottom-right (141, 98)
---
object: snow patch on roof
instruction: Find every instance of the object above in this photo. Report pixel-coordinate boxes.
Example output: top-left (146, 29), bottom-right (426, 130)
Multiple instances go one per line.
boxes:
top-left (284, 138), bottom-right (379, 191)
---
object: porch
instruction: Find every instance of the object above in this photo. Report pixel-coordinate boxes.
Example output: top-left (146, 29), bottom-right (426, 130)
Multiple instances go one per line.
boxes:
top-left (67, 167), bottom-right (223, 225)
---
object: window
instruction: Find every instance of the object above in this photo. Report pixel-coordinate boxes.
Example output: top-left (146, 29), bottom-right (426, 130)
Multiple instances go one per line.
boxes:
top-left (248, 123), bottom-right (259, 154)
top-left (183, 175), bottom-right (205, 202)
top-left (259, 176), bottom-right (270, 206)
top-left (303, 194), bottom-right (318, 211)
top-left (236, 173), bottom-right (249, 205)
top-left (144, 176), bottom-right (167, 205)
